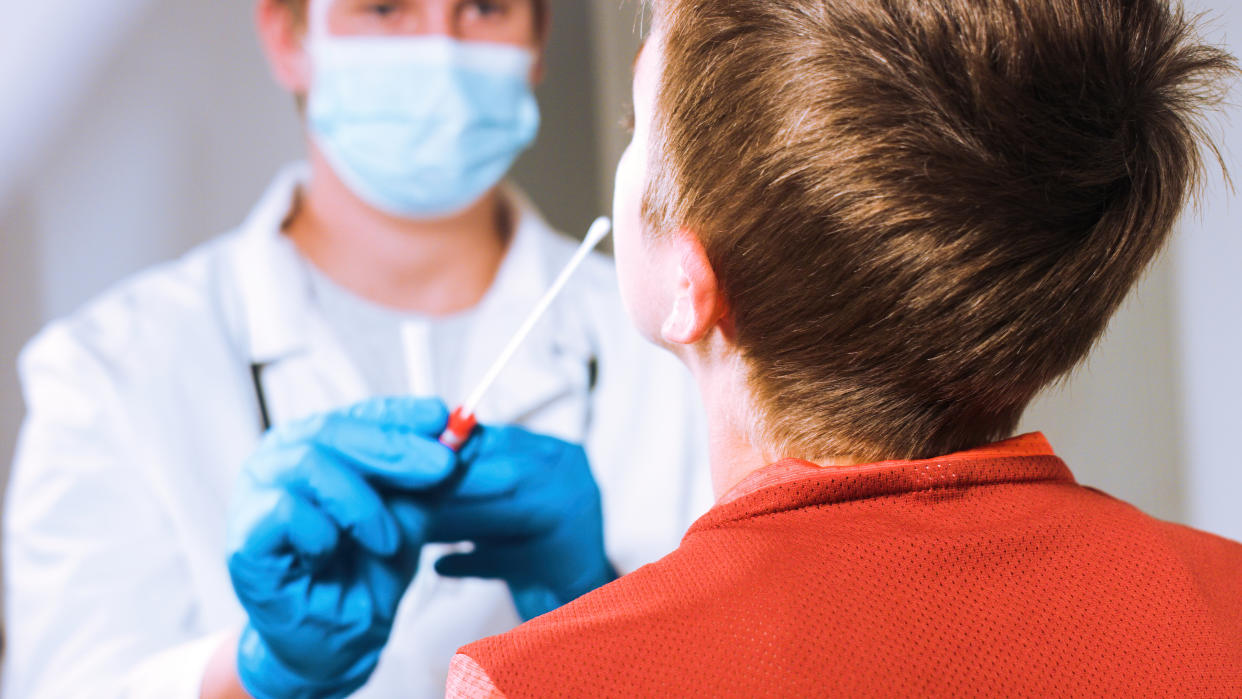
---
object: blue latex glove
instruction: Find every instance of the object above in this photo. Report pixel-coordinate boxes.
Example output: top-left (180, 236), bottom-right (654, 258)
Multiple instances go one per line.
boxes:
top-left (226, 397), bottom-right (457, 699)
top-left (432, 425), bottom-right (618, 620)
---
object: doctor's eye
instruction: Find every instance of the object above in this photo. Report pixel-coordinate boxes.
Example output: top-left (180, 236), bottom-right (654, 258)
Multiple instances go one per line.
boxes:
top-left (363, 2), bottom-right (402, 19)
top-left (459, 0), bottom-right (511, 21)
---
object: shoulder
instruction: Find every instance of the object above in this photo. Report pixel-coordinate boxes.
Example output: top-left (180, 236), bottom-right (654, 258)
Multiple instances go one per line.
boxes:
top-left (457, 550), bottom-right (709, 691)
top-left (1142, 514), bottom-right (1242, 595)
top-left (447, 654), bottom-right (508, 699)
top-left (19, 232), bottom-right (244, 394)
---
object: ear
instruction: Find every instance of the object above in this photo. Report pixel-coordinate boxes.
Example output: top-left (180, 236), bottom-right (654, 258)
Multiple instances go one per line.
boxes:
top-left (661, 231), bottom-right (729, 346)
top-left (256, 0), bottom-right (313, 96)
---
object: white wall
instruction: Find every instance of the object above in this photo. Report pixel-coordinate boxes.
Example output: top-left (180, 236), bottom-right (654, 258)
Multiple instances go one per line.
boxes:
top-left (1178, 0), bottom-right (1242, 542)
top-left (1019, 254), bottom-right (1185, 522)
top-left (0, 0), bottom-right (304, 492)
top-left (0, 202), bottom-right (40, 515)
top-left (0, 0), bottom-right (154, 211)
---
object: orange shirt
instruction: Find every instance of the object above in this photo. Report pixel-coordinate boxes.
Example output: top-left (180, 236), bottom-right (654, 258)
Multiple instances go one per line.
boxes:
top-left (449, 433), bottom-right (1242, 697)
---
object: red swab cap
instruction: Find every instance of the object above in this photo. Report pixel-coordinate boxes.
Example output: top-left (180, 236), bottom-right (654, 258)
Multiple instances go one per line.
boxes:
top-left (438, 407), bottom-right (478, 452)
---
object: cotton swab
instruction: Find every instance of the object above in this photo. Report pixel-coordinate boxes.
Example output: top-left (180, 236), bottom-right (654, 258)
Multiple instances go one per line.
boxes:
top-left (438, 216), bottom-right (613, 450)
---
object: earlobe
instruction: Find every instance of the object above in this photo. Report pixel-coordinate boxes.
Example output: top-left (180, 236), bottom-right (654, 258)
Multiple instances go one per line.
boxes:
top-left (659, 231), bottom-right (726, 346)
top-left (660, 294), bottom-right (696, 345)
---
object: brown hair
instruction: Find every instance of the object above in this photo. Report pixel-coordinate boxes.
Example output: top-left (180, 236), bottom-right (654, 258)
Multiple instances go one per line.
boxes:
top-left (644, 0), bottom-right (1236, 461)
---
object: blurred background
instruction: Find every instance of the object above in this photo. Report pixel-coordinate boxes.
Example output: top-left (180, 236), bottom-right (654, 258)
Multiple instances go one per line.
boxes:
top-left (0, 0), bottom-right (1238, 636)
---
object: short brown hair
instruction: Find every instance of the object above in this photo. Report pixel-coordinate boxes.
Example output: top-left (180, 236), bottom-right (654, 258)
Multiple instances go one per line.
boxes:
top-left (644, 0), bottom-right (1236, 461)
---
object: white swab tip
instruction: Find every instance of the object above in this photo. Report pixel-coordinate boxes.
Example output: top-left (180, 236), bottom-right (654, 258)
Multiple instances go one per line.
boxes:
top-left (586, 217), bottom-right (613, 246)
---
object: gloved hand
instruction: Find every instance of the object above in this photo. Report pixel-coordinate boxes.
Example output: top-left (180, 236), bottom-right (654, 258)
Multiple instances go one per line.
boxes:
top-left (432, 425), bottom-right (617, 620)
top-left (226, 397), bottom-right (457, 699)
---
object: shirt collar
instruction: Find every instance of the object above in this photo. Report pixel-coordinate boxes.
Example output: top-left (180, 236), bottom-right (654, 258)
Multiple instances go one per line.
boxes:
top-left (714, 432), bottom-right (1068, 509)
top-left (229, 163), bottom-right (314, 363)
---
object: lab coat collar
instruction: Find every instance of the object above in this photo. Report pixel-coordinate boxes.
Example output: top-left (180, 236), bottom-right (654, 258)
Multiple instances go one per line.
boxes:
top-left (230, 162), bottom-right (316, 364)
top-left (228, 165), bottom-right (589, 423)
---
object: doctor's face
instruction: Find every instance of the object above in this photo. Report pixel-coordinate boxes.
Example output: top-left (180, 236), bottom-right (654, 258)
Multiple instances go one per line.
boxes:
top-left (316, 0), bottom-right (540, 46)
top-left (260, 0), bottom-right (546, 97)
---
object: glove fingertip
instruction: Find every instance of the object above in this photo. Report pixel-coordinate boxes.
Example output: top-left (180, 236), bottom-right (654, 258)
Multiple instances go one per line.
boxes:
top-left (394, 442), bottom-right (457, 490)
top-left (403, 397), bottom-right (450, 435)
top-left (354, 508), bottom-right (401, 557)
top-left (458, 423), bottom-right (509, 465)
top-left (432, 444), bottom-right (458, 479)
top-left (288, 508), bottom-right (340, 559)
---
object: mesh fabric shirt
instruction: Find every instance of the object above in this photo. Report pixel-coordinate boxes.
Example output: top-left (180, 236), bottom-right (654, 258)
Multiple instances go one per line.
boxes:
top-left (450, 433), bottom-right (1242, 697)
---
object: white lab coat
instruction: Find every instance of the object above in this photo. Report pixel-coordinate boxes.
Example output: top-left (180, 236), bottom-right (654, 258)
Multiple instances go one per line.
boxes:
top-left (3, 166), bottom-right (713, 699)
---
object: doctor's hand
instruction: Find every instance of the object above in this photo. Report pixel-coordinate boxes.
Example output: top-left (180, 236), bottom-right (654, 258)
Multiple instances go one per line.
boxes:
top-left (225, 397), bottom-right (457, 699)
top-left (432, 425), bottom-right (618, 621)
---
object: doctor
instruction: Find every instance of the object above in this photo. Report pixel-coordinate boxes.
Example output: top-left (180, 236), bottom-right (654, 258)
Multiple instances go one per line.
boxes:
top-left (2, 1), bottom-right (710, 698)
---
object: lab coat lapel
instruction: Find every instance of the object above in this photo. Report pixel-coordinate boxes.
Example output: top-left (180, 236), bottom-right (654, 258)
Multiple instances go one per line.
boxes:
top-left (229, 164), bottom-right (370, 427)
top-left (462, 196), bottom-right (585, 427)
top-left (259, 317), bottom-right (371, 426)
top-left (230, 170), bottom-right (583, 429)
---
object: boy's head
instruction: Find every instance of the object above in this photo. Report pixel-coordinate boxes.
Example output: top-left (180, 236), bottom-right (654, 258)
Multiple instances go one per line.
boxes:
top-left (616, 0), bottom-right (1235, 462)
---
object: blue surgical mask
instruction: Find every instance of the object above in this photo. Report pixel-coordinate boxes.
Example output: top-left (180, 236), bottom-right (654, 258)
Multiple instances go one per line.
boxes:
top-left (306, 34), bottom-right (541, 219)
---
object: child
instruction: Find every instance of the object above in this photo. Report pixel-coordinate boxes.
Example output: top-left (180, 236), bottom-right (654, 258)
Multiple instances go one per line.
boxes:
top-left (446, 0), bottom-right (1241, 695)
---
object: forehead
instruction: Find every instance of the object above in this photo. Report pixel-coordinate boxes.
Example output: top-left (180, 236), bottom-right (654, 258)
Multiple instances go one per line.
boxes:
top-left (634, 30), bottom-right (663, 94)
